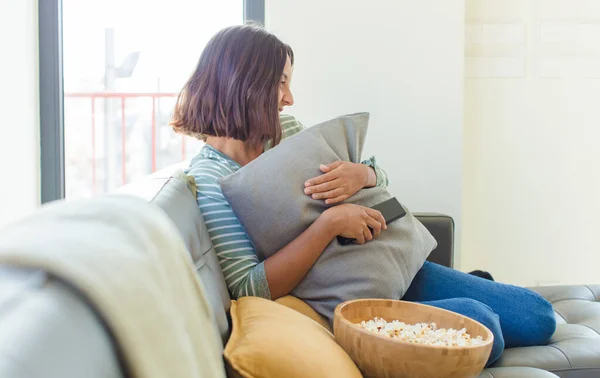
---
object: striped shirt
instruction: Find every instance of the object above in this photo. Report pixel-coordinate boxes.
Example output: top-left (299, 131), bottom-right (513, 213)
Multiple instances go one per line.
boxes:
top-left (185, 114), bottom-right (388, 300)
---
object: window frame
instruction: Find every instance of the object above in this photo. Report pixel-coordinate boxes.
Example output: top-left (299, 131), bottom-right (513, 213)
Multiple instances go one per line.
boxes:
top-left (39, 0), bottom-right (65, 203)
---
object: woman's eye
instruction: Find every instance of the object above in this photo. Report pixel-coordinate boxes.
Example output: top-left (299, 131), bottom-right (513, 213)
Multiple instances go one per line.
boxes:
top-left (281, 81), bottom-right (287, 85)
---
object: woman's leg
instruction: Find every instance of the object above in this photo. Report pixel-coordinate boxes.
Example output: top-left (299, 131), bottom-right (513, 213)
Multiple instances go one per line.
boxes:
top-left (421, 298), bottom-right (504, 367)
top-left (403, 261), bottom-right (556, 348)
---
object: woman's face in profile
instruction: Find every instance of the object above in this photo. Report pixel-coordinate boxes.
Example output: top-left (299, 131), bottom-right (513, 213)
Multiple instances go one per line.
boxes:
top-left (278, 55), bottom-right (294, 113)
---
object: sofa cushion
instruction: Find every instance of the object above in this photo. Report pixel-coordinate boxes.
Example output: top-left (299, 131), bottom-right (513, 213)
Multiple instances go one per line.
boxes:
top-left (219, 113), bottom-right (437, 323)
top-left (224, 297), bottom-right (362, 378)
top-left (493, 285), bottom-right (600, 378)
top-left (0, 196), bottom-right (225, 378)
top-left (479, 367), bottom-right (559, 377)
top-left (118, 168), bottom-right (230, 342)
top-left (274, 295), bottom-right (331, 331)
top-left (0, 267), bottom-right (123, 378)
top-left (415, 213), bottom-right (455, 268)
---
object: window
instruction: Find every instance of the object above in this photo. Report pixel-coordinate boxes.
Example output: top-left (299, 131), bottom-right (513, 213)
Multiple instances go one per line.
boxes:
top-left (40, 0), bottom-right (265, 201)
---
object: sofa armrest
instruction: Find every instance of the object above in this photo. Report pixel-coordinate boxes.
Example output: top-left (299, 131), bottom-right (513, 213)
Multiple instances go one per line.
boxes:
top-left (414, 213), bottom-right (454, 268)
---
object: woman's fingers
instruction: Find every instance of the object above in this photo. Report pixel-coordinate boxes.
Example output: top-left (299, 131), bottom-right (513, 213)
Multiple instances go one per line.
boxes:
top-left (311, 188), bottom-right (342, 200)
top-left (305, 170), bottom-right (339, 187)
top-left (364, 215), bottom-right (383, 238)
top-left (305, 178), bottom-right (341, 196)
top-left (319, 161), bottom-right (343, 173)
top-left (354, 230), bottom-right (366, 244)
top-left (363, 224), bottom-right (373, 242)
top-left (325, 194), bottom-right (349, 205)
top-left (366, 208), bottom-right (387, 230)
top-left (306, 161), bottom-right (366, 205)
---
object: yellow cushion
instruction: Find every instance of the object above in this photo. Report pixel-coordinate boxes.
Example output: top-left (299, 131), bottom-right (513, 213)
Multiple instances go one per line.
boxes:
top-left (274, 295), bottom-right (332, 331)
top-left (224, 297), bottom-right (362, 378)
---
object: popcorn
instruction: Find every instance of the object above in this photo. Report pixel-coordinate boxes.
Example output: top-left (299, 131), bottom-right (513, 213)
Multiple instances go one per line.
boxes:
top-left (356, 317), bottom-right (485, 347)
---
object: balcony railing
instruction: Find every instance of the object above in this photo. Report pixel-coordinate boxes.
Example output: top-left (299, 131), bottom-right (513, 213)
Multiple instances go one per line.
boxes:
top-left (64, 92), bottom-right (190, 195)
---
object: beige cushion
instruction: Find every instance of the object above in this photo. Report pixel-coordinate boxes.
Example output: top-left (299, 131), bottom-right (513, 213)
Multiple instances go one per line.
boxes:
top-left (224, 297), bottom-right (362, 378)
top-left (274, 295), bottom-right (331, 331)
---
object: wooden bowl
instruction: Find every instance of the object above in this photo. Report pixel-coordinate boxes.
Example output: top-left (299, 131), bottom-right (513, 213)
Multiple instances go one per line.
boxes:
top-left (333, 299), bottom-right (494, 378)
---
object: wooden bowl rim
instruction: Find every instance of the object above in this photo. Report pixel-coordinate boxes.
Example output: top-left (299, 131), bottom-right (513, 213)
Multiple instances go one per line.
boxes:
top-left (334, 298), bottom-right (494, 351)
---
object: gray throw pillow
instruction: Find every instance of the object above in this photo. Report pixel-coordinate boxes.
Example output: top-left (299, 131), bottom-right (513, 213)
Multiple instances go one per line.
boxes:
top-left (218, 112), bottom-right (437, 323)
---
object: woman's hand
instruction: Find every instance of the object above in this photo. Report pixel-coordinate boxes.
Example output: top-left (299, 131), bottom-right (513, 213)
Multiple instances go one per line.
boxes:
top-left (322, 203), bottom-right (387, 244)
top-left (304, 161), bottom-right (377, 205)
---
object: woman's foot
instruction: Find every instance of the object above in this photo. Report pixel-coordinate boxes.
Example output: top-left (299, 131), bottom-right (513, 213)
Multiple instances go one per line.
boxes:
top-left (469, 270), bottom-right (495, 281)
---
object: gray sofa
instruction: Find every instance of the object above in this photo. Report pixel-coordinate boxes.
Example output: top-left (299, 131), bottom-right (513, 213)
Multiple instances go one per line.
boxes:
top-left (0, 167), bottom-right (598, 378)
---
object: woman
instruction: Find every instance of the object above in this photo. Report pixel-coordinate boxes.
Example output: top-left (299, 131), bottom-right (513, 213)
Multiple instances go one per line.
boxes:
top-left (172, 25), bottom-right (555, 366)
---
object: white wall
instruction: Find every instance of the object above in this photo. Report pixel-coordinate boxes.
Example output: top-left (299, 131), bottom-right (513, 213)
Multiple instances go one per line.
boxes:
top-left (267, 1), bottom-right (466, 264)
top-left (463, 0), bottom-right (600, 286)
top-left (0, 0), bottom-right (40, 228)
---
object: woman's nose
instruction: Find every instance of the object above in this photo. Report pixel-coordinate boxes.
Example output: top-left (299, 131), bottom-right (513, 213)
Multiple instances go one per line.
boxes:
top-left (283, 90), bottom-right (294, 106)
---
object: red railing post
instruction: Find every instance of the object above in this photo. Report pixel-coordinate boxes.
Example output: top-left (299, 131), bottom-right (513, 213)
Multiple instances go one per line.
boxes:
top-left (151, 96), bottom-right (157, 172)
top-left (64, 92), bottom-right (179, 193)
top-left (121, 97), bottom-right (126, 185)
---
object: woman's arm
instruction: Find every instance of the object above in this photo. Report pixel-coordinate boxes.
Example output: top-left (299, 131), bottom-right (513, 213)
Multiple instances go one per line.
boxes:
top-left (360, 156), bottom-right (389, 188)
top-left (265, 204), bottom-right (386, 300)
top-left (195, 177), bottom-right (271, 299)
top-left (263, 214), bottom-right (337, 299)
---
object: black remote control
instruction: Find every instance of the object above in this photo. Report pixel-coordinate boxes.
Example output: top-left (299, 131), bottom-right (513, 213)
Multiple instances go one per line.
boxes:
top-left (337, 197), bottom-right (406, 245)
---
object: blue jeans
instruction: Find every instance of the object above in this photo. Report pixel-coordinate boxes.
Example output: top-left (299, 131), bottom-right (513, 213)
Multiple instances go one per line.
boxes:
top-left (402, 261), bottom-right (556, 366)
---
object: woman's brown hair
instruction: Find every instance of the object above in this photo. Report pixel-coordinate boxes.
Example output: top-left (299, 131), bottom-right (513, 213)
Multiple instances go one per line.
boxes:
top-left (171, 25), bottom-right (294, 148)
